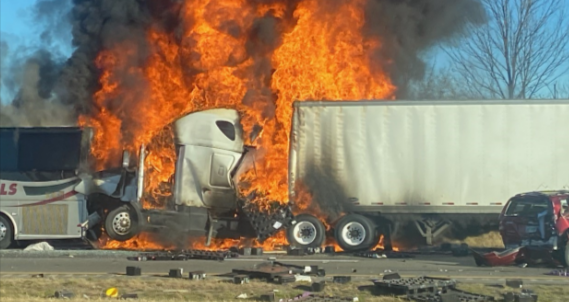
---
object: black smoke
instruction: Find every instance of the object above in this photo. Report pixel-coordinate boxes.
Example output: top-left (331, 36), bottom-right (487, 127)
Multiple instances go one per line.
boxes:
top-left (1, 0), bottom-right (485, 125)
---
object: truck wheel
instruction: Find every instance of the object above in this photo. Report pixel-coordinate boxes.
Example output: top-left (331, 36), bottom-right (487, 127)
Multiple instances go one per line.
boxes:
top-left (286, 214), bottom-right (326, 248)
top-left (104, 205), bottom-right (139, 241)
top-left (334, 214), bottom-right (379, 252)
top-left (0, 215), bottom-right (14, 249)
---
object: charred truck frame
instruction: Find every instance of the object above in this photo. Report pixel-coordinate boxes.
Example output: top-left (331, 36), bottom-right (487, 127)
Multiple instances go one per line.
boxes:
top-left (1, 100), bottom-right (568, 252)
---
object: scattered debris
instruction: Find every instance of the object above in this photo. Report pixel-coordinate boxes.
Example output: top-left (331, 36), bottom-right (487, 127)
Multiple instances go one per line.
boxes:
top-left (236, 293), bottom-right (249, 299)
top-left (472, 246), bottom-right (562, 267)
top-left (502, 289), bottom-right (538, 302)
top-left (324, 246), bottom-right (335, 254)
top-left (311, 281), bottom-right (326, 292)
top-left (126, 266), bottom-right (141, 276)
top-left (505, 279), bottom-right (523, 289)
top-left (383, 273), bottom-right (401, 280)
top-left (189, 270), bottom-right (206, 280)
top-left (31, 273), bottom-right (44, 278)
top-left (412, 289), bottom-right (495, 302)
top-left (234, 275), bottom-right (250, 284)
top-left (260, 292), bottom-right (276, 302)
top-left (119, 293), bottom-right (139, 299)
top-left (168, 268), bottom-right (183, 278)
top-left (545, 269), bottom-right (569, 276)
top-left (294, 274), bottom-right (312, 282)
top-left (333, 276), bottom-right (351, 284)
top-left (373, 276), bottom-right (456, 298)
top-left (24, 242), bottom-right (54, 251)
top-left (54, 290), bottom-right (74, 299)
top-left (104, 287), bottom-right (119, 298)
top-left (232, 261), bottom-right (325, 281)
top-left (277, 293), bottom-right (359, 302)
top-left (275, 274), bottom-right (296, 284)
top-left (128, 250), bottom-right (239, 261)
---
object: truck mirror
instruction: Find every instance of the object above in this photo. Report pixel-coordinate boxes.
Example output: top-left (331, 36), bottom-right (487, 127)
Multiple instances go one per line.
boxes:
top-left (122, 150), bottom-right (130, 168)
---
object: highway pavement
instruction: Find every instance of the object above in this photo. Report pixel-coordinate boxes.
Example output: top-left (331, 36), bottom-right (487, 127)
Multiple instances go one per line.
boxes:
top-left (0, 249), bottom-right (567, 284)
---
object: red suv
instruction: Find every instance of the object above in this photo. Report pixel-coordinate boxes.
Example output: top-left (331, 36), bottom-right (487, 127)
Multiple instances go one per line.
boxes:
top-left (499, 191), bottom-right (569, 267)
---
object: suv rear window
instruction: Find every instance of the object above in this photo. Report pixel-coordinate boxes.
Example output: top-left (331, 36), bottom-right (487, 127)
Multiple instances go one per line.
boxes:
top-left (505, 196), bottom-right (550, 216)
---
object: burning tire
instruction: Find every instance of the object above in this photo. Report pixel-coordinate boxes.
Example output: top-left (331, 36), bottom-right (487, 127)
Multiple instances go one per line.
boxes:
top-left (334, 214), bottom-right (379, 252)
top-left (287, 214), bottom-right (326, 248)
top-left (104, 205), bottom-right (139, 241)
top-left (0, 215), bottom-right (14, 249)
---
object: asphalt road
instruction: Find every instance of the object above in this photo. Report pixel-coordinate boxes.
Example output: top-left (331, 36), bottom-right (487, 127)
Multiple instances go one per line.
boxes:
top-left (0, 249), bottom-right (567, 284)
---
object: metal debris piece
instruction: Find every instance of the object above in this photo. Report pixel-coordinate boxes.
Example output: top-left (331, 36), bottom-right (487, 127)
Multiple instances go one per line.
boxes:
top-left (126, 266), bottom-right (141, 276)
top-left (502, 290), bottom-right (538, 302)
top-left (311, 281), bottom-right (326, 292)
top-left (545, 269), bottom-right (569, 276)
top-left (383, 273), bottom-right (401, 280)
top-left (373, 276), bottom-right (456, 298)
top-left (54, 290), bottom-right (74, 299)
top-left (189, 270), bottom-right (206, 280)
top-left (120, 293), bottom-right (139, 299)
top-left (260, 292), bottom-right (276, 302)
top-left (234, 275), bottom-right (250, 284)
top-left (333, 276), bottom-right (351, 284)
top-left (232, 261), bottom-right (324, 280)
top-left (411, 289), bottom-right (495, 302)
top-left (275, 274), bottom-right (296, 284)
top-left (169, 268), bottom-right (183, 278)
top-left (505, 279), bottom-right (523, 288)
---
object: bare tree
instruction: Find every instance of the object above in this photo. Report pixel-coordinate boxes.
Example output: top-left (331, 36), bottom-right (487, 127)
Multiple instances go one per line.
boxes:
top-left (407, 65), bottom-right (473, 100)
top-left (445, 0), bottom-right (569, 99)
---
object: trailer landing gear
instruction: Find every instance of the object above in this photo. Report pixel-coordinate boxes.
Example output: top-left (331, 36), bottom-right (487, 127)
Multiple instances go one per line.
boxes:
top-left (414, 218), bottom-right (451, 246)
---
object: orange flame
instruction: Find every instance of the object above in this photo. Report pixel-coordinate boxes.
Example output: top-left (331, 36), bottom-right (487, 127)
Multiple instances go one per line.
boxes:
top-left (82, 0), bottom-right (396, 250)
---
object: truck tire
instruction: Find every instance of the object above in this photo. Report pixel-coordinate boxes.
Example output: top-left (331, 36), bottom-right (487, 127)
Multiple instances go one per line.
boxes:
top-left (334, 214), bottom-right (379, 252)
top-left (105, 205), bottom-right (139, 241)
top-left (286, 214), bottom-right (326, 248)
top-left (0, 215), bottom-right (14, 249)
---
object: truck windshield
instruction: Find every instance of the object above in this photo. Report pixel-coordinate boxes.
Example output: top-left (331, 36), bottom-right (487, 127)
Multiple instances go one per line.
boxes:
top-left (505, 196), bottom-right (550, 216)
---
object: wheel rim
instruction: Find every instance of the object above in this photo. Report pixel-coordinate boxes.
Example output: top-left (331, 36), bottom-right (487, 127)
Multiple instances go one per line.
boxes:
top-left (293, 221), bottom-right (317, 245)
top-left (341, 221), bottom-right (366, 246)
top-left (0, 221), bottom-right (6, 241)
top-left (112, 212), bottom-right (132, 235)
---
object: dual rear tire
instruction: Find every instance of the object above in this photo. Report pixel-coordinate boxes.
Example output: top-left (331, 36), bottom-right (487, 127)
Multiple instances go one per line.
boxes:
top-left (286, 213), bottom-right (380, 252)
top-left (334, 214), bottom-right (380, 252)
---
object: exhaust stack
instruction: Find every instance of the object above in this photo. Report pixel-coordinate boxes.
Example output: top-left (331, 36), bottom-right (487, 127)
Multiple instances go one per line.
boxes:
top-left (136, 144), bottom-right (146, 202)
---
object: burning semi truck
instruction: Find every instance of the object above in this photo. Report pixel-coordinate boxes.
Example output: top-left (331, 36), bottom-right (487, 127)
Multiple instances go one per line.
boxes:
top-left (1, 99), bottom-right (568, 251)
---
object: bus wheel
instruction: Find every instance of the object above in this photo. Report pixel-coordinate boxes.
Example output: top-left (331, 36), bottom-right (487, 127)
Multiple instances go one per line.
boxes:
top-left (105, 205), bottom-right (139, 241)
top-left (0, 215), bottom-right (14, 249)
top-left (334, 214), bottom-right (379, 252)
top-left (287, 214), bottom-right (326, 248)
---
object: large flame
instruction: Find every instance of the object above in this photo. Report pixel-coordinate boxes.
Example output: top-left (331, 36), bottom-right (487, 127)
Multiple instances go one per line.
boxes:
top-left (81, 0), bottom-right (396, 249)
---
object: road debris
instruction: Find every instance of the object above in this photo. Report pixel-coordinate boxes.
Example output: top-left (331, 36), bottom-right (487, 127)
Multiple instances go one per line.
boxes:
top-left (188, 270), bottom-right (206, 280)
top-left (234, 275), bottom-right (250, 284)
top-left (120, 293), bottom-right (139, 299)
top-left (54, 290), bottom-right (74, 299)
top-left (545, 268), bottom-right (569, 276)
top-left (168, 268), bottom-right (183, 278)
top-left (126, 266), bottom-right (141, 276)
top-left (277, 293), bottom-right (359, 302)
top-left (505, 279), bottom-right (523, 288)
top-left (24, 242), bottom-right (54, 251)
top-left (373, 276), bottom-right (456, 298)
top-left (472, 246), bottom-right (562, 267)
top-left (332, 276), bottom-right (351, 284)
top-left (127, 249), bottom-right (239, 261)
top-left (311, 281), bottom-right (326, 292)
top-left (502, 289), bottom-right (538, 302)
top-left (260, 292), bottom-right (276, 302)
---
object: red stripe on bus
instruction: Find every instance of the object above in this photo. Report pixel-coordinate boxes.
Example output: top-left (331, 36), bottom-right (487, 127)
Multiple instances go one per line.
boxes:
top-left (12, 191), bottom-right (78, 207)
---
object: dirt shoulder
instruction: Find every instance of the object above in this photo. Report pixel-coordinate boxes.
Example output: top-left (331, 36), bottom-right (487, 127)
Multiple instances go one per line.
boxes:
top-left (0, 276), bottom-right (567, 302)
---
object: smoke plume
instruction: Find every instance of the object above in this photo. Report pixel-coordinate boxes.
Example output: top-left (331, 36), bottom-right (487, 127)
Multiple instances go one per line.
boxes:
top-left (0, 0), bottom-right (73, 127)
